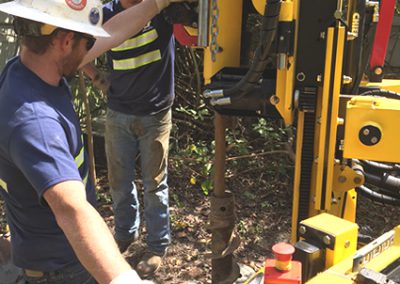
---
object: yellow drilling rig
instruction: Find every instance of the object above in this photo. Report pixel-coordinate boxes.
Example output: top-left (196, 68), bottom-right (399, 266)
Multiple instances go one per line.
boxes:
top-left (170, 0), bottom-right (400, 283)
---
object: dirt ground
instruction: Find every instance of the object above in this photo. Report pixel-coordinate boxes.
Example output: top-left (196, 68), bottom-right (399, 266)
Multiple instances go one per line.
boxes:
top-left (1, 150), bottom-right (400, 284)
top-left (95, 162), bottom-right (400, 284)
top-left (93, 163), bottom-right (293, 284)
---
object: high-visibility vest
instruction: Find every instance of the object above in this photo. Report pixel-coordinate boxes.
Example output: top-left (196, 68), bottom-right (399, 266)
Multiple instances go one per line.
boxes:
top-left (111, 27), bottom-right (162, 71)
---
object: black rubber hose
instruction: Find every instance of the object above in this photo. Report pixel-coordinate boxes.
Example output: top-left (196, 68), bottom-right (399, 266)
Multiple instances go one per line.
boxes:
top-left (359, 160), bottom-right (400, 173)
top-left (360, 89), bottom-right (400, 100)
top-left (364, 172), bottom-right (400, 197)
top-left (356, 185), bottom-right (400, 206)
top-left (224, 0), bottom-right (281, 99)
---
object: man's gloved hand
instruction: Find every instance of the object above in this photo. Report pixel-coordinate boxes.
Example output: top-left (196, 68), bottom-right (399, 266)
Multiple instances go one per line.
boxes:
top-left (110, 269), bottom-right (154, 284)
top-left (155, 0), bottom-right (197, 13)
top-left (92, 71), bottom-right (110, 93)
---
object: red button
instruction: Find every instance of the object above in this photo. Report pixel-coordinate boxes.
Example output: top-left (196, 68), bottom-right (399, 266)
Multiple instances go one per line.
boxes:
top-left (272, 242), bottom-right (295, 262)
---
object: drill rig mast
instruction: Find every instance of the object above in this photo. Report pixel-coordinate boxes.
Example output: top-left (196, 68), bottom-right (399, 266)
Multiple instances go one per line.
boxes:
top-left (172, 0), bottom-right (400, 282)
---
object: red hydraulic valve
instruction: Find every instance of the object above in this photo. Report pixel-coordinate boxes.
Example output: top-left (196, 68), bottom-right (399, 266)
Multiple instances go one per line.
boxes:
top-left (264, 242), bottom-right (302, 284)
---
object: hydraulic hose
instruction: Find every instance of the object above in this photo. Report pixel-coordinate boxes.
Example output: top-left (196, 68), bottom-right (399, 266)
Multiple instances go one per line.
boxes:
top-left (363, 172), bottom-right (400, 197)
top-left (226, 0), bottom-right (280, 99)
top-left (358, 159), bottom-right (400, 174)
top-left (356, 185), bottom-right (400, 206)
top-left (360, 89), bottom-right (400, 100)
top-left (353, 158), bottom-right (400, 204)
top-left (207, 0), bottom-right (281, 104)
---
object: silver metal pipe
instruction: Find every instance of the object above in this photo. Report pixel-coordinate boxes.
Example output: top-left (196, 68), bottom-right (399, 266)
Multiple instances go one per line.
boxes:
top-left (337, 0), bottom-right (343, 12)
top-left (197, 0), bottom-right (209, 47)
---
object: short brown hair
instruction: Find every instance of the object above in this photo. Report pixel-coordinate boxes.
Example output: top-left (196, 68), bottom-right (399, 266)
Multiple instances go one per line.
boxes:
top-left (13, 17), bottom-right (56, 55)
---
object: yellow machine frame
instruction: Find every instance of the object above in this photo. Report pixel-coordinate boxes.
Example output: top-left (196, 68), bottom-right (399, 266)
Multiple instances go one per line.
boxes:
top-left (197, 0), bottom-right (400, 282)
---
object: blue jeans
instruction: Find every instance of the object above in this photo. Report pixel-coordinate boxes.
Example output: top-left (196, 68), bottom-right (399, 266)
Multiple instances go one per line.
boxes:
top-left (105, 108), bottom-right (171, 254)
top-left (23, 262), bottom-right (95, 284)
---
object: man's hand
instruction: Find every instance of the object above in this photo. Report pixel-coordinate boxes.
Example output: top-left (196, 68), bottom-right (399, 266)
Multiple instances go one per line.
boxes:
top-left (81, 64), bottom-right (110, 93)
top-left (93, 71), bottom-right (111, 93)
top-left (155, 0), bottom-right (197, 13)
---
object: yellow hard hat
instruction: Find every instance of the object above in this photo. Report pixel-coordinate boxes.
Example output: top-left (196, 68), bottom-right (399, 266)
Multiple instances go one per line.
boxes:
top-left (0, 0), bottom-right (109, 37)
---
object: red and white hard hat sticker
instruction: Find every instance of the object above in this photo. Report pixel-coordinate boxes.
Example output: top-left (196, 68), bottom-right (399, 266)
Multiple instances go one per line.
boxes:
top-left (65, 0), bottom-right (87, 11)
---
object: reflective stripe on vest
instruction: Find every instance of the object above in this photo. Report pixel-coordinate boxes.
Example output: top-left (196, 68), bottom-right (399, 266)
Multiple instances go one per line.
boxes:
top-left (75, 147), bottom-right (84, 169)
top-left (82, 172), bottom-right (89, 187)
top-left (111, 29), bottom-right (158, 52)
top-left (0, 179), bottom-right (8, 193)
top-left (112, 50), bottom-right (161, 71)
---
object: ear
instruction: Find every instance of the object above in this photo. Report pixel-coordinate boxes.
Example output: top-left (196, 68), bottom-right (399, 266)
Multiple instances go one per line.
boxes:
top-left (57, 31), bottom-right (76, 53)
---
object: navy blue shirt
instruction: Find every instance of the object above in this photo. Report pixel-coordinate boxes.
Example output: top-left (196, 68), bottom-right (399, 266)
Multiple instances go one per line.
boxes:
top-left (0, 57), bottom-right (96, 271)
top-left (103, 0), bottom-right (175, 115)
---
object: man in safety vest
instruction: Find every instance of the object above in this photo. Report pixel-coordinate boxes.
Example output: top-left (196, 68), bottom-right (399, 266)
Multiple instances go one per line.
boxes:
top-left (83, 0), bottom-right (178, 278)
top-left (0, 0), bottom-right (189, 283)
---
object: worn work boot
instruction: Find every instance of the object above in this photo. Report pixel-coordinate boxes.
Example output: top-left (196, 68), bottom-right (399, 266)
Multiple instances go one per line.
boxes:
top-left (136, 250), bottom-right (166, 278)
top-left (114, 232), bottom-right (139, 253)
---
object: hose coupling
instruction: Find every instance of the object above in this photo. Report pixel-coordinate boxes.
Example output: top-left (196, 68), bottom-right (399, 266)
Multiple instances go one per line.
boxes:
top-left (210, 97), bottom-right (231, 106)
top-left (203, 89), bottom-right (224, 99)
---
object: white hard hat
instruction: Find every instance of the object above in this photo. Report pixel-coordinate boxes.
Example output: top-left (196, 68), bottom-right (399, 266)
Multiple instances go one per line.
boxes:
top-left (0, 0), bottom-right (109, 37)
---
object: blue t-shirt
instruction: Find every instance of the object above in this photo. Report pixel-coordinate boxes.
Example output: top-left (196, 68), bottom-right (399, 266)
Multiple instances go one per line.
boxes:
top-left (103, 0), bottom-right (175, 115)
top-left (0, 57), bottom-right (96, 271)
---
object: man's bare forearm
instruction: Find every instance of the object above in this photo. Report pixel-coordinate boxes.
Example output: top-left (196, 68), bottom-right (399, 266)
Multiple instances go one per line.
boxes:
top-left (44, 181), bottom-right (133, 284)
top-left (59, 204), bottom-right (130, 283)
top-left (81, 0), bottom-right (159, 67)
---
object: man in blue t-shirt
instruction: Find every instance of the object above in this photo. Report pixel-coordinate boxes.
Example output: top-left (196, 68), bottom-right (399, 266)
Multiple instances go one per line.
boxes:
top-left (84, 0), bottom-right (175, 278)
top-left (0, 0), bottom-right (189, 283)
